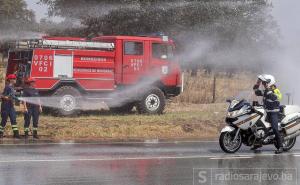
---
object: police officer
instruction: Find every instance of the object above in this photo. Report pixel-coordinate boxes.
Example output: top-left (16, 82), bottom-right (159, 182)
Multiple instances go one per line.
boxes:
top-left (253, 74), bottom-right (283, 154)
top-left (0, 74), bottom-right (20, 138)
top-left (22, 78), bottom-right (42, 139)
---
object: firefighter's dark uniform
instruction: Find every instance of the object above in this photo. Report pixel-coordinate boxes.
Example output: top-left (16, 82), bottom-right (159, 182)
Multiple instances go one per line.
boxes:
top-left (253, 84), bottom-right (283, 149)
top-left (0, 84), bottom-right (19, 137)
top-left (23, 87), bottom-right (40, 138)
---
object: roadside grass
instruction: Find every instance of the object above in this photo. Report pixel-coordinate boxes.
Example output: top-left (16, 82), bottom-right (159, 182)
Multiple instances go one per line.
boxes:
top-left (2, 103), bottom-right (227, 140)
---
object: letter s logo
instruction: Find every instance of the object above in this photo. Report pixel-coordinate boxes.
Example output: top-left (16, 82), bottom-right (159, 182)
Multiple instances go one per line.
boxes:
top-left (198, 171), bottom-right (207, 184)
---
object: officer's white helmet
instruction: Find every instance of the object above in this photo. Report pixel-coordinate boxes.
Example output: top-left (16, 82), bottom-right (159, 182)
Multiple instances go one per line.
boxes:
top-left (258, 74), bottom-right (276, 87)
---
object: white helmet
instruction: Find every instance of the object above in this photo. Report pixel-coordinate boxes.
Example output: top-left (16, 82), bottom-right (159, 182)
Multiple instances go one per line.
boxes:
top-left (258, 74), bottom-right (276, 87)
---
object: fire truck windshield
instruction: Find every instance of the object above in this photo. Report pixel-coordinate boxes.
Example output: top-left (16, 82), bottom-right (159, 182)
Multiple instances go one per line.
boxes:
top-left (152, 43), bottom-right (174, 60)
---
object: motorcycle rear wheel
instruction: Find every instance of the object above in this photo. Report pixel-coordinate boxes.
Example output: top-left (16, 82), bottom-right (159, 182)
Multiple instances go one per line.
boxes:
top-left (282, 137), bottom-right (296, 152)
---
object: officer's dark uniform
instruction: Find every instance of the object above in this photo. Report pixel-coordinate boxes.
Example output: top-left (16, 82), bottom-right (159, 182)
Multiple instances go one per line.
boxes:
top-left (23, 86), bottom-right (40, 138)
top-left (0, 84), bottom-right (19, 137)
top-left (253, 84), bottom-right (283, 149)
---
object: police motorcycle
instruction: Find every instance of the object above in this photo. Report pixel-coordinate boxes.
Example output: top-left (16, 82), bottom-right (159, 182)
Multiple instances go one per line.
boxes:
top-left (219, 91), bottom-right (300, 153)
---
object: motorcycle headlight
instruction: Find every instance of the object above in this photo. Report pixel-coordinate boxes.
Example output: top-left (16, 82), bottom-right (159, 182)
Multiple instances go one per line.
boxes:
top-left (228, 109), bottom-right (246, 118)
top-left (227, 111), bottom-right (238, 118)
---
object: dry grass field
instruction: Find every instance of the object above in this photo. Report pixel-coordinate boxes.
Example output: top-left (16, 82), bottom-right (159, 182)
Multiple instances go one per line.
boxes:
top-left (2, 103), bottom-right (227, 140)
top-left (174, 70), bottom-right (255, 104)
top-left (0, 66), bottom-right (254, 140)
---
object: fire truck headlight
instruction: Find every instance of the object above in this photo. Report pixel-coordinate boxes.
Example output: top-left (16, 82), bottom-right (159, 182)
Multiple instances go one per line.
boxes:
top-left (162, 66), bottom-right (169, 75)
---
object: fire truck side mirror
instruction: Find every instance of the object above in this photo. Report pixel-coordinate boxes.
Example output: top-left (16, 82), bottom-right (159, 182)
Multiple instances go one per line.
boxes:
top-left (161, 55), bottom-right (167, 60)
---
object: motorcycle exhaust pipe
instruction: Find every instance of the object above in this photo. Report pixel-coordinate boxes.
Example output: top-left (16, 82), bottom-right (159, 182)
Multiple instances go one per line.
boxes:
top-left (284, 130), bottom-right (300, 141)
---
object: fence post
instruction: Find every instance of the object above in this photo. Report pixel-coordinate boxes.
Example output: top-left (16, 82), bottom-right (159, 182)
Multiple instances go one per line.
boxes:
top-left (212, 74), bottom-right (216, 103)
top-left (286, 93), bottom-right (291, 105)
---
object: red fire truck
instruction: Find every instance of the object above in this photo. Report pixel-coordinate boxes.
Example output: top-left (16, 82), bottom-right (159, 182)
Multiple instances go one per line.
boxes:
top-left (7, 35), bottom-right (182, 115)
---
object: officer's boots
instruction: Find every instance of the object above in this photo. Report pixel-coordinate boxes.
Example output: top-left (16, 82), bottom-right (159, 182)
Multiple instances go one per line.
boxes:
top-left (24, 128), bottom-right (29, 139)
top-left (24, 131), bottom-right (29, 139)
top-left (13, 130), bottom-right (20, 139)
top-left (0, 127), bottom-right (3, 138)
top-left (275, 147), bottom-right (284, 154)
top-left (33, 130), bottom-right (39, 139)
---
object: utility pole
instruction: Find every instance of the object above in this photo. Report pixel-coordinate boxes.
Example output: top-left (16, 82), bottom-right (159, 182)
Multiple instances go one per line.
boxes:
top-left (286, 93), bottom-right (292, 105)
top-left (212, 74), bottom-right (217, 103)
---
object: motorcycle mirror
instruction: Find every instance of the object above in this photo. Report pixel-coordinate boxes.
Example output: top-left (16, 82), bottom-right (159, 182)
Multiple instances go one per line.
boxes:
top-left (252, 101), bottom-right (258, 106)
top-left (226, 99), bottom-right (232, 103)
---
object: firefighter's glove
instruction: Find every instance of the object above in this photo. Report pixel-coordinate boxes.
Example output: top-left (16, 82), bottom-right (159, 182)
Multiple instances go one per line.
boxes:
top-left (9, 93), bottom-right (18, 101)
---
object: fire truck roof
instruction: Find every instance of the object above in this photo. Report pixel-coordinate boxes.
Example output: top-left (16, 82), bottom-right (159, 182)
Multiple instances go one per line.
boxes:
top-left (92, 35), bottom-right (173, 43)
top-left (10, 35), bottom-right (174, 50)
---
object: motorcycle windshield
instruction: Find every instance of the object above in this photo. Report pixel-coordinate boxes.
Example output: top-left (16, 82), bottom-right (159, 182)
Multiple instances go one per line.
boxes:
top-left (228, 91), bottom-right (256, 111)
top-left (234, 90), bottom-right (255, 102)
top-left (229, 100), bottom-right (250, 112)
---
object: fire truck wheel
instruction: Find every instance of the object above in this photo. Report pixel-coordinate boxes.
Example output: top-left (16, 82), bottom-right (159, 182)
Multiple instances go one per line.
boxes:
top-left (53, 86), bottom-right (81, 116)
top-left (41, 107), bottom-right (52, 115)
top-left (137, 87), bottom-right (165, 114)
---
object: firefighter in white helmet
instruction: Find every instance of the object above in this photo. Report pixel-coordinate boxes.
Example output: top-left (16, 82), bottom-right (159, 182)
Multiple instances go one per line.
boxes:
top-left (253, 74), bottom-right (283, 154)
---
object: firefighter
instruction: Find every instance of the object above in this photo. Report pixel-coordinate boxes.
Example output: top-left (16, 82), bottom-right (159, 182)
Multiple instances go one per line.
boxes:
top-left (0, 74), bottom-right (20, 138)
top-left (22, 78), bottom-right (42, 139)
top-left (253, 74), bottom-right (283, 154)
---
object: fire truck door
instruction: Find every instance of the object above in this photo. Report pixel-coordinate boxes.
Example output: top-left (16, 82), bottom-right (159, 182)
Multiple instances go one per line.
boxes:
top-left (122, 41), bottom-right (146, 84)
top-left (150, 43), bottom-right (175, 79)
top-left (53, 55), bottom-right (73, 78)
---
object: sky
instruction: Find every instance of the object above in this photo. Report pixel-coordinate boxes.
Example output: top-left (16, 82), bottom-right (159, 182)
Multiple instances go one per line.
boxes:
top-left (25, 0), bottom-right (62, 22)
top-left (272, 0), bottom-right (300, 53)
top-left (271, 0), bottom-right (300, 103)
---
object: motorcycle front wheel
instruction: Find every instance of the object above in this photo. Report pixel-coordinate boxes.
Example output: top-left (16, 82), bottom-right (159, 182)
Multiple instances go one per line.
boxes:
top-left (219, 131), bottom-right (242, 153)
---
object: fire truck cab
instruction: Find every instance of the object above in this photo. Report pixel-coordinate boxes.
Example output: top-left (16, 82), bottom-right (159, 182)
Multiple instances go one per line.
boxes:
top-left (7, 35), bottom-right (182, 115)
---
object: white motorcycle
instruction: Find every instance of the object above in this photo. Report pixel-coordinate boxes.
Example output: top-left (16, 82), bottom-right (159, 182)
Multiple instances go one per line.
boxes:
top-left (219, 93), bottom-right (300, 153)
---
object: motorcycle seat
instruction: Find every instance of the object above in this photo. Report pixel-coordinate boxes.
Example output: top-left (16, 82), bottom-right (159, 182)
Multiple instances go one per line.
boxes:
top-left (279, 105), bottom-right (286, 114)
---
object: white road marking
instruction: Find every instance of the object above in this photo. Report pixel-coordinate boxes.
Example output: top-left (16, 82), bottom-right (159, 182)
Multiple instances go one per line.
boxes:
top-left (210, 156), bottom-right (253, 160)
top-left (0, 140), bottom-right (218, 146)
top-left (0, 155), bottom-right (219, 163)
top-left (209, 152), bottom-right (300, 160)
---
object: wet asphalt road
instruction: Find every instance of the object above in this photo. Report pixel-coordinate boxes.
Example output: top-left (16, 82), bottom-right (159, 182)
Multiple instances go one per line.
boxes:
top-left (0, 140), bottom-right (299, 185)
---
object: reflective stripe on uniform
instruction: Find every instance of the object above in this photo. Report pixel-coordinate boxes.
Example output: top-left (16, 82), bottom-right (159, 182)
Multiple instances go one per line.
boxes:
top-left (0, 126), bottom-right (3, 132)
top-left (266, 99), bottom-right (280, 103)
top-left (12, 125), bottom-right (18, 131)
top-left (266, 109), bottom-right (280, 112)
top-left (33, 127), bottom-right (38, 131)
top-left (24, 128), bottom-right (30, 132)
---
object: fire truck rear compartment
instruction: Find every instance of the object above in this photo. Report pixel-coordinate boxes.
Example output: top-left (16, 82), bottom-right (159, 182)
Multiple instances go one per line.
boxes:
top-left (7, 50), bottom-right (33, 86)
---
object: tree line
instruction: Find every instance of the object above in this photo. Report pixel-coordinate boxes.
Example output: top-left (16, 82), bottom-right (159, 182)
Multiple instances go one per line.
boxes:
top-left (1, 0), bottom-right (279, 74)
top-left (0, 0), bottom-right (36, 59)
